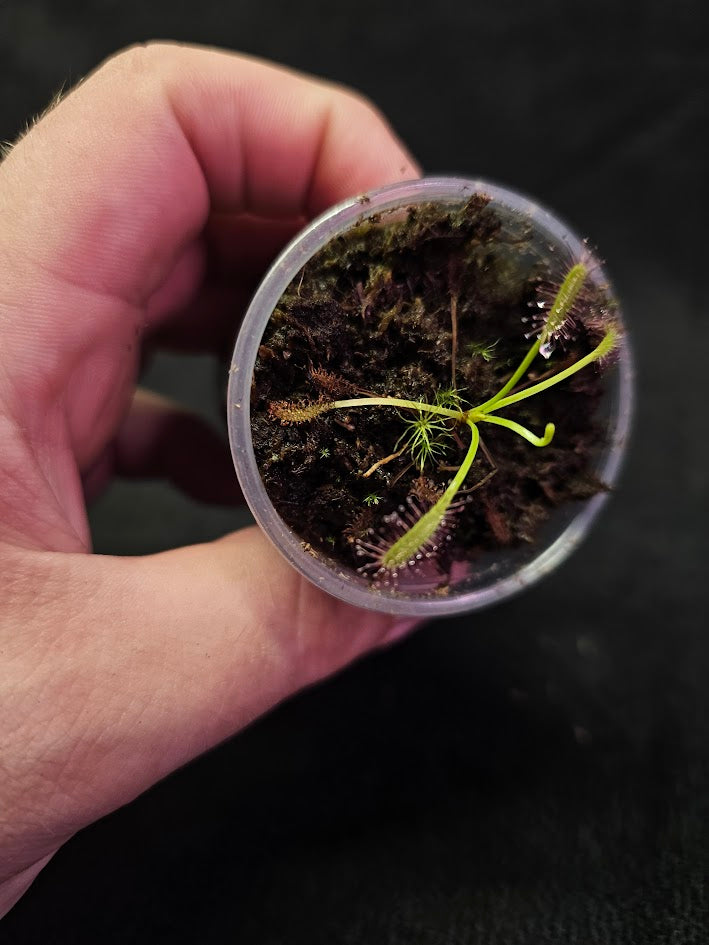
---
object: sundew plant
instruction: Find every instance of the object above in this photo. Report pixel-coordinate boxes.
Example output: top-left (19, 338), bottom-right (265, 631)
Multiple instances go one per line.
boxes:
top-left (269, 259), bottom-right (619, 584)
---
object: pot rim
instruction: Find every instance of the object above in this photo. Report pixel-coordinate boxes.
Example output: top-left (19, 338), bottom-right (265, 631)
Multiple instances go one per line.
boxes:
top-left (227, 176), bottom-right (634, 617)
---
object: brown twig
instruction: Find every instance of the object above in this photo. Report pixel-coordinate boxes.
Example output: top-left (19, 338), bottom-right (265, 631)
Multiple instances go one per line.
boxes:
top-left (390, 460), bottom-right (414, 489)
top-left (362, 447), bottom-right (405, 479)
top-left (466, 466), bottom-right (498, 495)
top-left (478, 435), bottom-right (497, 472)
top-left (450, 293), bottom-right (458, 389)
top-left (333, 417), bottom-right (355, 432)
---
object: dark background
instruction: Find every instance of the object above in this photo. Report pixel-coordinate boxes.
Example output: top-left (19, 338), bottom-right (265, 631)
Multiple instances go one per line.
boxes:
top-left (1, 1), bottom-right (708, 942)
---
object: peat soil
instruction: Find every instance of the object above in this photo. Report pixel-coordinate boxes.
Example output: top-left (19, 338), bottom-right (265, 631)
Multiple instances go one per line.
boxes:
top-left (251, 195), bottom-right (614, 585)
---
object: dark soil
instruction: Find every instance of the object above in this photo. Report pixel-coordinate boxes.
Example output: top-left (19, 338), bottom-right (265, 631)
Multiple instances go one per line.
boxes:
top-left (250, 195), bottom-right (616, 587)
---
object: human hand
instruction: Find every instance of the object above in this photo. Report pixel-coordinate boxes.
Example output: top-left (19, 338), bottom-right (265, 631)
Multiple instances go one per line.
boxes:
top-left (0, 43), bottom-right (419, 916)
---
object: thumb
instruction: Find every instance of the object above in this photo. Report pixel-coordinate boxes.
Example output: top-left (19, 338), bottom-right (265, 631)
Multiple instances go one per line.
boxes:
top-left (0, 529), bottom-right (412, 904)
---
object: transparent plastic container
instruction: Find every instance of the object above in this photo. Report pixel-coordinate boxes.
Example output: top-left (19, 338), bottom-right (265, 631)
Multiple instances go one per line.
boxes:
top-left (227, 177), bottom-right (633, 617)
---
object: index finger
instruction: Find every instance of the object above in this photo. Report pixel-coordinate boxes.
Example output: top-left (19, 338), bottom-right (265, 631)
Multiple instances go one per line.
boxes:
top-left (0, 43), bottom-right (419, 326)
top-left (0, 43), bottom-right (419, 549)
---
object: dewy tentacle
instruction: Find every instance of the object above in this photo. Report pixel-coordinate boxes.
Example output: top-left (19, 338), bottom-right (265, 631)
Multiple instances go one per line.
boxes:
top-left (540, 261), bottom-right (588, 342)
top-left (378, 421), bottom-right (480, 572)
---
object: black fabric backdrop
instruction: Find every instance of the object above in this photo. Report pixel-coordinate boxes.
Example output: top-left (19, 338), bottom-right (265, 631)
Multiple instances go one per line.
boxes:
top-left (1, 1), bottom-right (708, 942)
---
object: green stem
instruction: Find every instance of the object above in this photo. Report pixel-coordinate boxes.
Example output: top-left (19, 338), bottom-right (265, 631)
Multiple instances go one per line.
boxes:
top-left (477, 336), bottom-right (541, 411)
top-left (481, 329), bottom-right (615, 414)
top-left (435, 420), bottom-right (480, 511)
top-left (330, 396), bottom-right (462, 421)
top-left (478, 414), bottom-right (555, 446)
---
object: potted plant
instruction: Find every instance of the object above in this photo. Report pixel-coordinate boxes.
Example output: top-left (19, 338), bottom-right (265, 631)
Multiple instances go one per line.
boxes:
top-left (227, 178), bottom-right (632, 617)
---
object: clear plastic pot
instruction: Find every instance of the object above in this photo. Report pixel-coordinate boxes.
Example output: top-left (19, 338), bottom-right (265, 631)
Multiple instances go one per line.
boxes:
top-left (227, 177), bottom-right (633, 617)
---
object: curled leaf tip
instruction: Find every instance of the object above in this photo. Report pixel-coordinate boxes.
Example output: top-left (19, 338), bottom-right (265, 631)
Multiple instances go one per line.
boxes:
top-left (594, 327), bottom-right (619, 362)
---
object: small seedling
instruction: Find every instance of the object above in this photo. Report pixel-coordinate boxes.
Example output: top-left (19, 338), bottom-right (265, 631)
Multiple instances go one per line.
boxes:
top-left (467, 339), bottom-right (499, 362)
top-left (319, 447), bottom-right (331, 459)
top-left (395, 404), bottom-right (453, 472)
top-left (270, 259), bottom-right (618, 582)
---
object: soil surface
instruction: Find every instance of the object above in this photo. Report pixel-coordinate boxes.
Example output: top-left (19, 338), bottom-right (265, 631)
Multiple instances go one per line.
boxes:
top-left (250, 195), bottom-right (616, 588)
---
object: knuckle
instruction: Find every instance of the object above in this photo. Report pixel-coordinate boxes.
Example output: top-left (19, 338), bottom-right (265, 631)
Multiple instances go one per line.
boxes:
top-left (337, 86), bottom-right (387, 125)
top-left (99, 40), bottom-right (177, 81)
